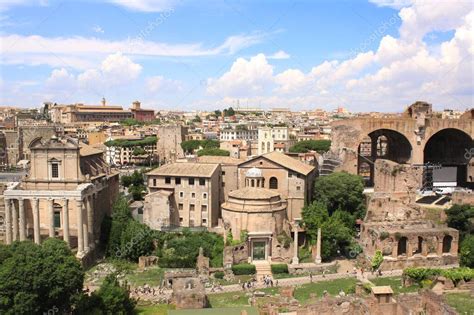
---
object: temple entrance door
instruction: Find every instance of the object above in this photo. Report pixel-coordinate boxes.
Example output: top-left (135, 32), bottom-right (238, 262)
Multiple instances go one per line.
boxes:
top-left (252, 241), bottom-right (266, 261)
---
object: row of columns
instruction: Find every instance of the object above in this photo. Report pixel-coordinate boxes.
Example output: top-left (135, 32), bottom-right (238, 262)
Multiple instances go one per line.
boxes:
top-left (4, 196), bottom-right (95, 256)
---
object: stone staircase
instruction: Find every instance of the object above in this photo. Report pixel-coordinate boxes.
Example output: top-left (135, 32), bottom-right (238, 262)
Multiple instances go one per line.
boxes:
top-left (253, 260), bottom-right (272, 281)
top-left (319, 151), bottom-right (342, 176)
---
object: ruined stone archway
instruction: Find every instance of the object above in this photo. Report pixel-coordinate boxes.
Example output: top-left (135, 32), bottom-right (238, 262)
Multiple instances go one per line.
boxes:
top-left (424, 128), bottom-right (473, 188)
top-left (358, 129), bottom-right (413, 187)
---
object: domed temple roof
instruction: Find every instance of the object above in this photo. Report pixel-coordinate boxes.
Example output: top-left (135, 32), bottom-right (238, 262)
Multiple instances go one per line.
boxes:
top-left (245, 167), bottom-right (263, 178)
top-left (223, 187), bottom-right (286, 213)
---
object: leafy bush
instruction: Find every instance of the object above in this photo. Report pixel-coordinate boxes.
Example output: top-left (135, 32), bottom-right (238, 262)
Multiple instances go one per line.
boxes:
top-left (214, 271), bottom-right (225, 279)
top-left (277, 231), bottom-right (292, 249)
top-left (271, 264), bottom-right (289, 274)
top-left (231, 263), bottom-right (256, 275)
top-left (289, 140), bottom-right (331, 153)
top-left (403, 267), bottom-right (474, 285)
top-left (371, 250), bottom-right (383, 271)
top-left (379, 231), bottom-right (389, 240)
top-left (460, 235), bottom-right (474, 267)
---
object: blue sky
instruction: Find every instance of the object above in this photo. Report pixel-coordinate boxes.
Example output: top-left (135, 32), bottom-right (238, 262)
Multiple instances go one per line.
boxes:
top-left (0, 0), bottom-right (473, 112)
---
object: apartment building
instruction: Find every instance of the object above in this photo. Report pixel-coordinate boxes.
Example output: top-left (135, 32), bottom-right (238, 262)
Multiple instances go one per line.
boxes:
top-left (144, 163), bottom-right (221, 229)
top-left (257, 126), bottom-right (292, 155)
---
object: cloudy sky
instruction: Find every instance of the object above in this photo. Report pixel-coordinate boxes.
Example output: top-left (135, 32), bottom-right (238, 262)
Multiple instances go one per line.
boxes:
top-left (0, 0), bottom-right (472, 112)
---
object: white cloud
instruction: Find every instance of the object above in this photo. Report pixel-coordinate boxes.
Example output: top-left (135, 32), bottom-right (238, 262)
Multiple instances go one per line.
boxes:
top-left (267, 50), bottom-right (290, 60)
top-left (0, 32), bottom-right (266, 70)
top-left (108, 0), bottom-right (175, 12)
top-left (0, 0), bottom-right (47, 12)
top-left (92, 25), bottom-right (104, 34)
top-left (146, 75), bottom-right (183, 93)
top-left (206, 54), bottom-right (274, 97)
top-left (368, 0), bottom-right (413, 9)
top-left (206, 1), bottom-right (473, 111)
top-left (46, 52), bottom-right (143, 96)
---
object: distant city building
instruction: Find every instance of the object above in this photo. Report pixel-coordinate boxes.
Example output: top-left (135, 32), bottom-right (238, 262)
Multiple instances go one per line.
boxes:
top-left (257, 126), bottom-right (292, 155)
top-left (130, 101), bottom-right (155, 122)
top-left (156, 125), bottom-right (188, 164)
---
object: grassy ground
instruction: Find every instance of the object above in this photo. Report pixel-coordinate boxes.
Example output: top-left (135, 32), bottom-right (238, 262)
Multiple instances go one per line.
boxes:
top-left (169, 307), bottom-right (258, 315)
top-left (212, 275), bottom-right (254, 285)
top-left (135, 304), bottom-right (175, 315)
top-left (370, 277), bottom-right (419, 294)
top-left (293, 278), bottom-right (357, 303)
top-left (444, 292), bottom-right (474, 315)
top-left (125, 266), bottom-right (165, 287)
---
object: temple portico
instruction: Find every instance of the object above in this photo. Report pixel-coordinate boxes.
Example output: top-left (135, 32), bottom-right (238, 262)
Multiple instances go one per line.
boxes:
top-left (3, 183), bottom-right (98, 257)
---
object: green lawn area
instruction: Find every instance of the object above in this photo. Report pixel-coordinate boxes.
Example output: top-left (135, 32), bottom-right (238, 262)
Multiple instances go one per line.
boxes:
top-left (207, 291), bottom-right (250, 308)
top-left (125, 266), bottom-right (165, 287)
top-left (444, 293), bottom-right (474, 315)
top-left (370, 277), bottom-right (419, 294)
top-left (293, 278), bottom-right (357, 303)
top-left (169, 307), bottom-right (258, 315)
top-left (136, 304), bottom-right (175, 315)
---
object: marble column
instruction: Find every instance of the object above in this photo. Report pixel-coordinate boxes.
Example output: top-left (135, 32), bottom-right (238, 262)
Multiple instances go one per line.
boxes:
top-left (48, 199), bottom-right (55, 238)
top-left (86, 196), bottom-right (94, 249)
top-left (4, 198), bottom-right (12, 244)
top-left (12, 200), bottom-right (18, 241)
top-left (32, 198), bottom-right (40, 244)
top-left (63, 199), bottom-right (70, 245)
top-left (76, 199), bottom-right (84, 255)
top-left (315, 228), bottom-right (322, 264)
top-left (18, 198), bottom-right (26, 241)
top-left (292, 224), bottom-right (299, 265)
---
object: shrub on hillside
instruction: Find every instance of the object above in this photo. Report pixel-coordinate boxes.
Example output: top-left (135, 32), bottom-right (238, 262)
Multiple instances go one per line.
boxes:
top-left (231, 263), bottom-right (256, 275)
top-left (271, 264), bottom-right (289, 274)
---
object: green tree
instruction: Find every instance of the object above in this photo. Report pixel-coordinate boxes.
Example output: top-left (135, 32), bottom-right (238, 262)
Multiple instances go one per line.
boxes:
top-left (0, 239), bottom-right (84, 314)
top-left (301, 202), bottom-right (353, 260)
top-left (460, 235), bottom-right (474, 268)
top-left (180, 140), bottom-right (202, 153)
top-left (132, 147), bottom-right (146, 156)
top-left (314, 172), bottom-right (366, 219)
top-left (120, 175), bottom-right (132, 188)
top-left (446, 204), bottom-right (474, 240)
top-left (95, 274), bottom-right (136, 314)
top-left (197, 148), bottom-right (230, 157)
top-left (118, 220), bottom-right (154, 261)
top-left (371, 250), bottom-right (383, 271)
top-left (289, 140), bottom-right (331, 153)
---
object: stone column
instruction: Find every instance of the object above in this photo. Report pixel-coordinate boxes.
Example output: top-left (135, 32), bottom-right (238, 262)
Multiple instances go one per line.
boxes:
top-left (18, 198), bottom-right (26, 241)
top-left (12, 200), bottom-right (18, 241)
top-left (32, 198), bottom-right (40, 244)
top-left (315, 228), bottom-right (322, 264)
top-left (48, 199), bottom-right (55, 238)
top-left (86, 196), bottom-right (94, 249)
top-left (63, 199), bottom-right (70, 246)
top-left (83, 199), bottom-right (89, 252)
top-left (292, 224), bottom-right (299, 265)
top-left (4, 198), bottom-right (12, 244)
top-left (76, 199), bottom-right (84, 256)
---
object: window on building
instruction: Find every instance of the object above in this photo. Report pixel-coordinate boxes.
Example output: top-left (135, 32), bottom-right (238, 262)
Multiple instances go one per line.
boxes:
top-left (199, 178), bottom-right (205, 186)
top-left (179, 192), bottom-right (184, 198)
top-left (191, 192), bottom-right (195, 198)
top-left (153, 178), bottom-right (157, 186)
top-left (178, 203), bottom-right (183, 210)
top-left (269, 177), bottom-right (278, 189)
top-left (165, 177), bottom-right (171, 184)
top-left (189, 178), bottom-right (195, 185)
top-left (202, 218), bottom-right (207, 225)
top-left (190, 204), bottom-right (195, 211)
top-left (222, 182), bottom-right (225, 187)
top-left (190, 219), bottom-right (195, 227)
top-left (203, 193), bottom-right (207, 199)
top-left (222, 171), bottom-right (226, 176)
top-left (179, 217), bottom-right (183, 223)
top-left (51, 163), bottom-right (59, 178)
top-left (296, 186), bottom-right (301, 191)
top-left (201, 205), bottom-right (207, 212)
top-left (175, 177), bottom-right (181, 185)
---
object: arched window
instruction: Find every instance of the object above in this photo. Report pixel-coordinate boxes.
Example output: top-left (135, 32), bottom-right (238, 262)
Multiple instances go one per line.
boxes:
top-left (267, 142), bottom-right (271, 152)
top-left (269, 177), bottom-right (278, 189)
top-left (442, 235), bottom-right (453, 253)
top-left (251, 179), bottom-right (255, 187)
top-left (397, 236), bottom-right (407, 256)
